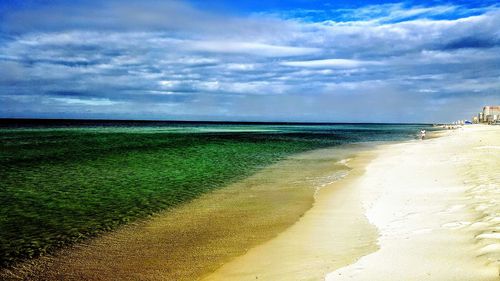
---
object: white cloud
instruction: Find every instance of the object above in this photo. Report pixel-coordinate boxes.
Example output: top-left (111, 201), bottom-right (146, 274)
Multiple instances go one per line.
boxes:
top-left (225, 63), bottom-right (257, 71)
top-left (184, 40), bottom-right (319, 57)
top-left (281, 59), bottom-right (382, 68)
top-left (51, 97), bottom-right (120, 106)
top-left (343, 3), bottom-right (460, 23)
top-left (418, 89), bottom-right (438, 93)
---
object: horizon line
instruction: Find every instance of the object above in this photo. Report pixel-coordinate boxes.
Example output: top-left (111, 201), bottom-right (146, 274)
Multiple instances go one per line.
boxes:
top-left (0, 117), bottom-right (435, 126)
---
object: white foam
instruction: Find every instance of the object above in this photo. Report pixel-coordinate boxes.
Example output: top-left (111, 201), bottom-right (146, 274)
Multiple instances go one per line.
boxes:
top-left (336, 158), bottom-right (352, 165)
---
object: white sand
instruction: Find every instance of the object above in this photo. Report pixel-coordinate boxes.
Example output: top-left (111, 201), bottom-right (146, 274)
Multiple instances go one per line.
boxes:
top-left (204, 125), bottom-right (500, 280)
top-left (326, 125), bottom-right (499, 281)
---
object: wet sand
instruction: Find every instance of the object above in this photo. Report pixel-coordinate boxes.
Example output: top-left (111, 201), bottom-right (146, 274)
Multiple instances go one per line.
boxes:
top-left (202, 149), bottom-right (379, 281)
top-left (1, 145), bottom-right (365, 281)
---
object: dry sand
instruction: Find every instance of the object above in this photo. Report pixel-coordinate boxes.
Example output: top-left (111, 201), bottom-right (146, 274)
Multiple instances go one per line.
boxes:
top-left (325, 125), bottom-right (499, 281)
top-left (205, 125), bottom-right (500, 281)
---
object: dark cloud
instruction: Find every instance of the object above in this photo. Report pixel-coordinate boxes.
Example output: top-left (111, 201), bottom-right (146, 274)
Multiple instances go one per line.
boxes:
top-left (443, 36), bottom-right (500, 50)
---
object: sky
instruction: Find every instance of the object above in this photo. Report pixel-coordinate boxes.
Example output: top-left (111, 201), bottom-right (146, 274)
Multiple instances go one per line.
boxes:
top-left (0, 0), bottom-right (499, 123)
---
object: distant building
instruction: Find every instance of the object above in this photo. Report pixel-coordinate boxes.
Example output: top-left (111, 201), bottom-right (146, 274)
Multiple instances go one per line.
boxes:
top-left (472, 116), bottom-right (479, 124)
top-left (477, 106), bottom-right (500, 124)
top-left (483, 106), bottom-right (500, 124)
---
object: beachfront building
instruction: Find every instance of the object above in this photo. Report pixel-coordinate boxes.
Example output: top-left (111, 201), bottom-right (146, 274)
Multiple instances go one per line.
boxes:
top-left (477, 106), bottom-right (500, 124)
top-left (483, 106), bottom-right (500, 123)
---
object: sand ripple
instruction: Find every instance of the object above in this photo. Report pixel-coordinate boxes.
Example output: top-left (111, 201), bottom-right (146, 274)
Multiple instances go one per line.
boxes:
top-left (462, 138), bottom-right (500, 270)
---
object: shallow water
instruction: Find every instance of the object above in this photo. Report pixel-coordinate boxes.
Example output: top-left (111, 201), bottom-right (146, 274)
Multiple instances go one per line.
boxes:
top-left (2, 145), bottom-right (370, 280)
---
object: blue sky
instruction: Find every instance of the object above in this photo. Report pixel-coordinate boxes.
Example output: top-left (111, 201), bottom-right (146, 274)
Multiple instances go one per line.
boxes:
top-left (1, 0), bottom-right (499, 122)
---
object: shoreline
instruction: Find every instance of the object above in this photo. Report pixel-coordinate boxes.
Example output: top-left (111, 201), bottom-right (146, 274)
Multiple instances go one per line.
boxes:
top-left (202, 145), bottom-right (380, 280)
top-left (1, 143), bottom-right (374, 280)
top-left (203, 125), bottom-right (499, 280)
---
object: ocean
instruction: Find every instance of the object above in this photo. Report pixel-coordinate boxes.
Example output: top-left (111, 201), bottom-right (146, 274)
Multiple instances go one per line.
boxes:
top-left (0, 119), bottom-right (436, 268)
top-left (0, 118), bottom-right (434, 140)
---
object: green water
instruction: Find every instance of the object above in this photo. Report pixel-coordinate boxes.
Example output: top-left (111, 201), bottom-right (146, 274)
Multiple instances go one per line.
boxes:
top-left (0, 122), bottom-right (433, 267)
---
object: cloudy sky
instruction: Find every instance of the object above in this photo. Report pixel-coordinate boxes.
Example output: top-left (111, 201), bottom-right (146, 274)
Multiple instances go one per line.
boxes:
top-left (1, 0), bottom-right (499, 122)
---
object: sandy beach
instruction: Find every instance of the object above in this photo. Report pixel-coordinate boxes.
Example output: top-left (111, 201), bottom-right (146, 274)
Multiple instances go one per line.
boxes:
top-left (205, 125), bottom-right (500, 280)
top-left (325, 125), bottom-right (500, 281)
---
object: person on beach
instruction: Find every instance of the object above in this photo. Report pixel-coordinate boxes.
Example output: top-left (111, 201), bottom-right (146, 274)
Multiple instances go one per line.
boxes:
top-left (420, 129), bottom-right (426, 140)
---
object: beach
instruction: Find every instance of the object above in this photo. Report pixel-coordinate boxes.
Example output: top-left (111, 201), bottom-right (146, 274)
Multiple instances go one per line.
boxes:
top-left (205, 125), bottom-right (500, 280)
top-left (2, 125), bottom-right (498, 280)
top-left (325, 125), bottom-right (500, 281)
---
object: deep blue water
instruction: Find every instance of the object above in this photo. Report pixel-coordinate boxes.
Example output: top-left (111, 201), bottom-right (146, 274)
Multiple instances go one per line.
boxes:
top-left (0, 118), bottom-right (436, 144)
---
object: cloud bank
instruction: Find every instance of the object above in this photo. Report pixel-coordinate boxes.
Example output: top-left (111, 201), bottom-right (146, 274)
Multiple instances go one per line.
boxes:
top-left (0, 0), bottom-right (499, 122)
